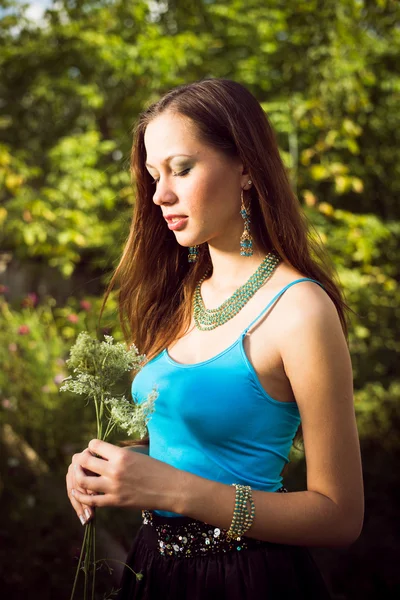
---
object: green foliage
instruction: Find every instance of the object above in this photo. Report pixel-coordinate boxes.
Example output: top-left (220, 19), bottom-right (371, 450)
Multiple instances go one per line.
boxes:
top-left (304, 203), bottom-right (399, 392)
top-left (355, 381), bottom-right (400, 451)
top-left (0, 133), bottom-right (132, 276)
top-left (0, 292), bottom-right (126, 465)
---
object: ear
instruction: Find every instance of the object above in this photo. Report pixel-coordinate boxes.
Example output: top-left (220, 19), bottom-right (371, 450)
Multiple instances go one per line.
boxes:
top-left (239, 163), bottom-right (252, 190)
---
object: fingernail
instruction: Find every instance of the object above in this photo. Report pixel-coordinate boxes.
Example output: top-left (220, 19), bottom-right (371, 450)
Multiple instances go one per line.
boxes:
top-left (84, 508), bottom-right (91, 521)
top-left (79, 514), bottom-right (86, 526)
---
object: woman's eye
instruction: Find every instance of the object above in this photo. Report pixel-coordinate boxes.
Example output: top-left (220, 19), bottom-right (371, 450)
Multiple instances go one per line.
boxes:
top-left (174, 168), bottom-right (191, 177)
top-left (150, 168), bottom-right (190, 185)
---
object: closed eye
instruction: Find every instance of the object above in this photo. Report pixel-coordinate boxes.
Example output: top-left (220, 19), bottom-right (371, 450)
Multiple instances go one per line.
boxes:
top-left (173, 168), bottom-right (191, 178)
top-left (150, 168), bottom-right (191, 185)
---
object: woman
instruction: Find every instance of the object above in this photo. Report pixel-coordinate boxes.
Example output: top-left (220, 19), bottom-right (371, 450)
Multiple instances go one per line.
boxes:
top-left (66, 78), bottom-right (364, 599)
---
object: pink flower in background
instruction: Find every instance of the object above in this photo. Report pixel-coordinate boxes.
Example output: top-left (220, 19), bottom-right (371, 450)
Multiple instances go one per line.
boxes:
top-left (8, 342), bottom-right (17, 352)
top-left (54, 373), bottom-right (66, 385)
top-left (18, 324), bottom-right (30, 335)
top-left (41, 385), bottom-right (51, 393)
top-left (1, 398), bottom-right (16, 411)
top-left (56, 358), bottom-right (66, 366)
top-left (0, 285), bottom-right (9, 294)
top-left (80, 299), bottom-right (92, 311)
top-left (67, 314), bottom-right (79, 323)
top-left (21, 292), bottom-right (38, 308)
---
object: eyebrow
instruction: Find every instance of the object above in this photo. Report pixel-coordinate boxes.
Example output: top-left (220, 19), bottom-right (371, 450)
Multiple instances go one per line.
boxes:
top-left (145, 154), bottom-right (194, 168)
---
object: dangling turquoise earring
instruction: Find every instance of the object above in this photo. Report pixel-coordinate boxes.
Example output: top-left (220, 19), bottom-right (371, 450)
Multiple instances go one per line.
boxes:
top-left (188, 245), bottom-right (199, 263)
top-left (240, 181), bottom-right (253, 257)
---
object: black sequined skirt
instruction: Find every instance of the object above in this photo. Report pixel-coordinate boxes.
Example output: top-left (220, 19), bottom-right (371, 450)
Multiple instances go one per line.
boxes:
top-left (116, 488), bottom-right (332, 600)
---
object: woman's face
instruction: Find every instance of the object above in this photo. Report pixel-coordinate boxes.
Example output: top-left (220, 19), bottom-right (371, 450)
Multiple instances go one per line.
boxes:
top-left (144, 111), bottom-right (250, 251)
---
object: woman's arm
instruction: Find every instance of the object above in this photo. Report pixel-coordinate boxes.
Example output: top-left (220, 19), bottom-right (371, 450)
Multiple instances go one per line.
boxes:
top-left (174, 283), bottom-right (364, 547)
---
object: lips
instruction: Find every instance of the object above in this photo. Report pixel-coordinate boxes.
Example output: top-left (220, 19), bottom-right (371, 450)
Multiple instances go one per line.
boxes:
top-left (164, 214), bottom-right (188, 223)
top-left (165, 216), bottom-right (188, 231)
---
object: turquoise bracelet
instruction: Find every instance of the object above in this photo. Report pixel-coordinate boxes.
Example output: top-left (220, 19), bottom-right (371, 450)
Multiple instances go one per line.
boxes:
top-left (227, 484), bottom-right (255, 540)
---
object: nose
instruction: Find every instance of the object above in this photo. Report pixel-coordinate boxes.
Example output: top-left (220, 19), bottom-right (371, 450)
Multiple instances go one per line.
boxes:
top-left (152, 177), bottom-right (177, 207)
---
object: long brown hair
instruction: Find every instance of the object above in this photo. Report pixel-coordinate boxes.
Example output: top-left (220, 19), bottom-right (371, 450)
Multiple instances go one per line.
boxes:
top-left (99, 78), bottom-right (355, 447)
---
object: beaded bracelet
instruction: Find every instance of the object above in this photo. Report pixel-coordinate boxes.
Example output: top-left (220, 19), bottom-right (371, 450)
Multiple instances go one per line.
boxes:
top-left (226, 483), bottom-right (256, 540)
top-left (227, 484), bottom-right (255, 539)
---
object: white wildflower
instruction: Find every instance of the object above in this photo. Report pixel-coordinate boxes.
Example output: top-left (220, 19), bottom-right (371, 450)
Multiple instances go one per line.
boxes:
top-left (109, 389), bottom-right (157, 439)
top-left (60, 331), bottom-right (156, 441)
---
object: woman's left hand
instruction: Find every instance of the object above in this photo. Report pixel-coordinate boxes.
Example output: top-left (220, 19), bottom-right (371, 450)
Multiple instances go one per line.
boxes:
top-left (70, 439), bottom-right (181, 519)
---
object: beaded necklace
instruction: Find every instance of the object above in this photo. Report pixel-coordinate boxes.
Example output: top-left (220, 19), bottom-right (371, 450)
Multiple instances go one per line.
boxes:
top-left (193, 251), bottom-right (281, 331)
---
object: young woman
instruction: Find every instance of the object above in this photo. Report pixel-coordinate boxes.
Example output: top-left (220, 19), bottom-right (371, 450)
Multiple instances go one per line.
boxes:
top-left (66, 78), bottom-right (364, 599)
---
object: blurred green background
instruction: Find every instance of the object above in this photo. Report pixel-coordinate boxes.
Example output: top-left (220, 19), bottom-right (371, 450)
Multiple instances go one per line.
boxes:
top-left (0, 1), bottom-right (399, 598)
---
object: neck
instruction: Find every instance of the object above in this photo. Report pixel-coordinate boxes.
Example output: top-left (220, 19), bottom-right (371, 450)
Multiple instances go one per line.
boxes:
top-left (205, 244), bottom-right (271, 292)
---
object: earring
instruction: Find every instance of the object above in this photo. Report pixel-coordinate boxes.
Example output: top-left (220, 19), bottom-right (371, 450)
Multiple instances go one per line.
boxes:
top-left (240, 188), bottom-right (253, 257)
top-left (188, 245), bottom-right (199, 263)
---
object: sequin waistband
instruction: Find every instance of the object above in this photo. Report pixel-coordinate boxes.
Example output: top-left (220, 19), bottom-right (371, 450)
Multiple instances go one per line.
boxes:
top-left (141, 486), bottom-right (288, 558)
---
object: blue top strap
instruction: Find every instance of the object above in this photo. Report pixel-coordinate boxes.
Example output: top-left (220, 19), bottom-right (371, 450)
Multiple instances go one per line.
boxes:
top-left (243, 278), bottom-right (325, 335)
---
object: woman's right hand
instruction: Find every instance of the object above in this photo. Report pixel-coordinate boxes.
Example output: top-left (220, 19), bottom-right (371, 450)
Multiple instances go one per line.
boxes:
top-left (66, 448), bottom-right (97, 526)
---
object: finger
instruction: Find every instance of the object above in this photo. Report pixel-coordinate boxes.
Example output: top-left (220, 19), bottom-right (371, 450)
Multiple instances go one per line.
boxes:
top-left (66, 471), bottom-right (88, 524)
top-left (67, 465), bottom-right (95, 524)
top-left (70, 485), bottom-right (95, 524)
top-left (72, 464), bottom-right (98, 521)
top-left (71, 487), bottom-right (107, 508)
top-left (74, 463), bottom-right (106, 497)
top-left (74, 448), bottom-right (101, 478)
top-left (88, 438), bottom-right (119, 461)
top-left (80, 451), bottom-right (110, 477)
top-left (71, 450), bottom-right (99, 493)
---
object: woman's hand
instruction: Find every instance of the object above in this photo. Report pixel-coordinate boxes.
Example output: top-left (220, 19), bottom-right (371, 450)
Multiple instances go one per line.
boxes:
top-left (66, 447), bottom-right (99, 525)
top-left (66, 439), bottom-right (182, 525)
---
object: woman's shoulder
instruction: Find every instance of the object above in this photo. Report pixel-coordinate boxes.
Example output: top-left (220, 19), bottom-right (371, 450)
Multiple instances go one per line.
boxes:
top-left (272, 262), bottom-right (338, 328)
top-left (277, 264), bottom-right (342, 339)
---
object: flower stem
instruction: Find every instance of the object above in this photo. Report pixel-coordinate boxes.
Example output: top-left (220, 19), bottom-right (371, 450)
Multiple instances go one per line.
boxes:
top-left (103, 418), bottom-right (116, 441)
top-left (84, 519), bottom-right (94, 600)
top-left (93, 396), bottom-right (100, 439)
top-left (99, 391), bottom-right (104, 439)
top-left (94, 557), bottom-right (143, 581)
top-left (91, 518), bottom-right (96, 600)
top-left (70, 522), bottom-right (90, 600)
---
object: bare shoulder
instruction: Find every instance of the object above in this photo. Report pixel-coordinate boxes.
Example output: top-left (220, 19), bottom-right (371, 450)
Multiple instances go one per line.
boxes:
top-left (271, 265), bottom-right (348, 371)
top-left (275, 265), bottom-right (341, 334)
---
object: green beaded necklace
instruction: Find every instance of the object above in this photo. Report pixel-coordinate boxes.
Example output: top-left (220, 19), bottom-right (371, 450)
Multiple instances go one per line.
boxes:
top-left (193, 251), bottom-right (281, 331)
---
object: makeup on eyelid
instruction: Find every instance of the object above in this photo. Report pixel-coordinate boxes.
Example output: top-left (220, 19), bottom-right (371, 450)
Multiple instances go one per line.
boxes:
top-left (145, 152), bottom-right (196, 168)
top-left (148, 165), bottom-right (192, 184)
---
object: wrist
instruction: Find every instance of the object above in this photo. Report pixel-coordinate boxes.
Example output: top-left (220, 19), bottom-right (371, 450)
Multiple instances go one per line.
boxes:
top-left (170, 467), bottom-right (194, 515)
top-left (172, 469), bottom-right (234, 527)
top-left (155, 465), bottom-right (193, 514)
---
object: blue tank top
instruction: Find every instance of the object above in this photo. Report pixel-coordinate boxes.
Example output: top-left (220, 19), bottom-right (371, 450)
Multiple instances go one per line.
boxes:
top-left (131, 278), bottom-right (325, 517)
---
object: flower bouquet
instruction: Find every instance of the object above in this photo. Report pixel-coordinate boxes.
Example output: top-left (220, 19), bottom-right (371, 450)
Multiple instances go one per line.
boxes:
top-left (60, 331), bottom-right (157, 600)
